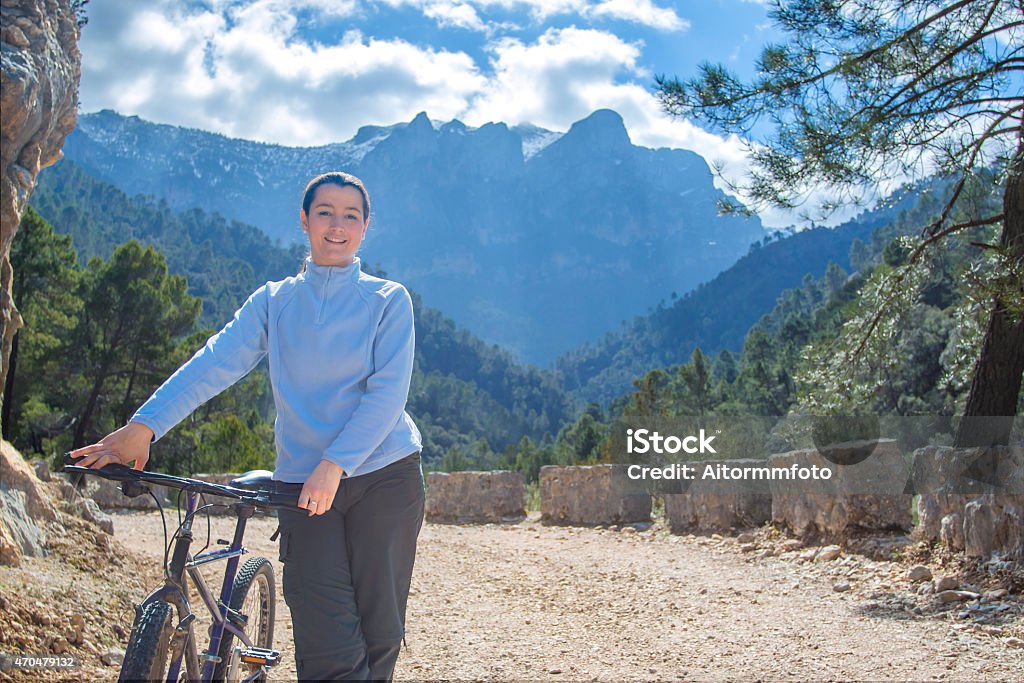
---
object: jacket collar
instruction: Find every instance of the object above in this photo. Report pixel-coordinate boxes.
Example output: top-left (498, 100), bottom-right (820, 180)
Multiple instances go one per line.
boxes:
top-left (303, 256), bottom-right (362, 283)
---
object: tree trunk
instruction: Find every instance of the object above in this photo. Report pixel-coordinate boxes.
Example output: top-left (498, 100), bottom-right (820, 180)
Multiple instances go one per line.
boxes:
top-left (73, 353), bottom-right (115, 449)
top-left (955, 143), bottom-right (1024, 447)
top-left (2, 330), bottom-right (18, 439)
top-left (120, 354), bottom-right (140, 425)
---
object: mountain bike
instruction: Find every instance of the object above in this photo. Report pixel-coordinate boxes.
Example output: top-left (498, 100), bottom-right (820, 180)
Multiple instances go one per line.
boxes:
top-left (63, 453), bottom-right (302, 682)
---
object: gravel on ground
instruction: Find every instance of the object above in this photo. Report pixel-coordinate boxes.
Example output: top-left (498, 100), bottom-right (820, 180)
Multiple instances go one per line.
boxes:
top-left (1, 509), bottom-right (1021, 681)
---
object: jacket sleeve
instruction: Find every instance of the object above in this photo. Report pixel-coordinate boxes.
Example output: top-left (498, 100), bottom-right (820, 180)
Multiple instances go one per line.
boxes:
top-left (321, 284), bottom-right (415, 474)
top-left (130, 284), bottom-right (270, 441)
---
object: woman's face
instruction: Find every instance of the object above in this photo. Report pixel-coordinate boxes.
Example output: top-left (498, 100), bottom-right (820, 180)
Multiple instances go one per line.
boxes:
top-left (301, 183), bottom-right (369, 267)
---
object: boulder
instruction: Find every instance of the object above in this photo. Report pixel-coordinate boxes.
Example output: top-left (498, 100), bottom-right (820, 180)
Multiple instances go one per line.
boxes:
top-left (540, 465), bottom-right (650, 526)
top-left (426, 470), bottom-right (525, 524)
top-left (769, 440), bottom-right (911, 538)
top-left (30, 457), bottom-right (51, 481)
top-left (1, 440), bottom-right (57, 521)
top-left (918, 493), bottom-right (974, 542)
top-left (67, 497), bottom-right (114, 535)
top-left (940, 512), bottom-right (965, 551)
top-left (0, 440), bottom-right (58, 564)
top-left (0, 512), bottom-right (21, 566)
top-left (963, 495), bottom-right (1024, 559)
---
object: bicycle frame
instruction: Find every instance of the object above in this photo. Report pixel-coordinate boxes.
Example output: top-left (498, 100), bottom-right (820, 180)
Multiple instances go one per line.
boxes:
top-left (140, 489), bottom-right (263, 683)
top-left (62, 458), bottom-right (297, 683)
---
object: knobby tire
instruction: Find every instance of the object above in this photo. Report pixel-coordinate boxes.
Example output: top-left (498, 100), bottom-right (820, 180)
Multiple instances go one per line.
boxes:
top-left (213, 556), bottom-right (276, 682)
top-left (119, 601), bottom-right (175, 682)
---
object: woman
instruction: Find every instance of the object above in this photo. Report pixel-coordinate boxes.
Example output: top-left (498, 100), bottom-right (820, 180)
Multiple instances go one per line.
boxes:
top-left (70, 171), bottom-right (426, 680)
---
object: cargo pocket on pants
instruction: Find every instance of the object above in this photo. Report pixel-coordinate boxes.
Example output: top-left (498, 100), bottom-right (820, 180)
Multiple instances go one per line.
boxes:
top-left (278, 528), bottom-right (305, 617)
top-left (276, 527), bottom-right (290, 563)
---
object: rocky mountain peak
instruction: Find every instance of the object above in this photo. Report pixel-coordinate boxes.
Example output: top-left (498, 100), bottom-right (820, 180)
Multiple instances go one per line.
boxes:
top-left (407, 111), bottom-right (434, 133)
top-left (563, 109), bottom-right (631, 150)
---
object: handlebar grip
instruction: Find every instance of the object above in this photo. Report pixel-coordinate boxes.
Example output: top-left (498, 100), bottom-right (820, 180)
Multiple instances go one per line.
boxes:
top-left (62, 454), bottom-right (138, 481)
top-left (63, 452), bottom-right (137, 478)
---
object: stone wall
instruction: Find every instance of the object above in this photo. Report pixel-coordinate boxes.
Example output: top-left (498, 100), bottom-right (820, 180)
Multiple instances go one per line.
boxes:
top-left (663, 459), bottom-right (771, 533)
top-left (540, 465), bottom-right (650, 526)
top-left (425, 470), bottom-right (525, 523)
top-left (769, 440), bottom-right (912, 539)
top-left (912, 446), bottom-right (1024, 559)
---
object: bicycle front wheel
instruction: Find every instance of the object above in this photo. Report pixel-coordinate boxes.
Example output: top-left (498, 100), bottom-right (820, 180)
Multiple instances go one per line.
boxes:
top-left (119, 601), bottom-right (177, 682)
top-left (214, 556), bottom-right (276, 682)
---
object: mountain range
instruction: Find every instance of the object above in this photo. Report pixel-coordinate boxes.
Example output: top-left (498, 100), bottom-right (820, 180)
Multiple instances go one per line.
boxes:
top-left (62, 109), bottom-right (766, 364)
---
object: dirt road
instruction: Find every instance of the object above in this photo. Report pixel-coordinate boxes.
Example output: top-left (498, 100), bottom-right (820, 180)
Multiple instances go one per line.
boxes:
top-left (102, 510), bottom-right (1023, 681)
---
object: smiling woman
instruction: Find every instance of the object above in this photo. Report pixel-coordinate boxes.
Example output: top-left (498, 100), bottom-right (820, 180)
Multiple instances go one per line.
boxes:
top-left (71, 170), bottom-right (425, 680)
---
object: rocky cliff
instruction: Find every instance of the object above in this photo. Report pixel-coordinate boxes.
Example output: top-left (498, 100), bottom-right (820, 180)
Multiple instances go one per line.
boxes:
top-left (1, 0), bottom-right (81, 393)
top-left (1, 0), bottom-right (82, 565)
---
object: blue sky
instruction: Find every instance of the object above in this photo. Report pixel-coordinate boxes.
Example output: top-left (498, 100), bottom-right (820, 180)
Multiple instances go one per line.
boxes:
top-left (78, 0), bottom-right (801, 222)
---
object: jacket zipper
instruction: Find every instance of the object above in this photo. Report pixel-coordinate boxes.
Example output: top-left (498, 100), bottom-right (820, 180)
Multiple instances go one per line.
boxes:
top-left (316, 268), bottom-right (332, 324)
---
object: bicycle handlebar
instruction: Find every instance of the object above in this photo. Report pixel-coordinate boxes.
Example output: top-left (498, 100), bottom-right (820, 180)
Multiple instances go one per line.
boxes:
top-left (62, 453), bottom-right (302, 511)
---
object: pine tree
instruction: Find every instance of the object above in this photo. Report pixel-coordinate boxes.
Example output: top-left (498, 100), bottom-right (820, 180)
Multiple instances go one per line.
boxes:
top-left (5, 208), bottom-right (81, 443)
top-left (657, 0), bottom-right (1023, 445)
top-left (71, 241), bottom-right (201, 447)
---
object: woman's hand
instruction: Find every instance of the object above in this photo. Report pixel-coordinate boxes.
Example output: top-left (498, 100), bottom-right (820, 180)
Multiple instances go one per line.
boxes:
top-left (299, 459), bottom-right (344, 517)
top-left (68, 422), bottom-right (155, 471)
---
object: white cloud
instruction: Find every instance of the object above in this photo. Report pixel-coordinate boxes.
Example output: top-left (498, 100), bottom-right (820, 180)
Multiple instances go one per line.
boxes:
top-left (79, 0), bottom-right (486, 146)
top-left (422, 2), bottom-right (488, 31)
top-left (464, 26), bottom-right (646, 128)
top-left (385, 0), bottom-right (687, 32)
top-left (588, 0), bottom-right (688, 32)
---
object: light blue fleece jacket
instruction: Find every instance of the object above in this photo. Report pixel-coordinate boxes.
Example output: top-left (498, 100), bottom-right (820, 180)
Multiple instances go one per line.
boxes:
top-left (130, 256), bottom-right (422, 481)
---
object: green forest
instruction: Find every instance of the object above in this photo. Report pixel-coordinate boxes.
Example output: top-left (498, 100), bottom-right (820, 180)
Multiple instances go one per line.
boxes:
top-left (502, 173), bottom-right (1021, 479)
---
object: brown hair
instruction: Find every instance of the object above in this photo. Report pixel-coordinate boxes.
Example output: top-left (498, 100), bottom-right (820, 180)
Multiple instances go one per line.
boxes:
top-left (302, 171), bottom-right (371, 220)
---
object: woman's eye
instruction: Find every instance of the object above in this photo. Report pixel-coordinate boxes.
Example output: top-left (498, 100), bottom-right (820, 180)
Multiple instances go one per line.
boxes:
top-left (318, 210), bottom-right (331, 216)
top-left (345, 213), bottom-right (359, 221)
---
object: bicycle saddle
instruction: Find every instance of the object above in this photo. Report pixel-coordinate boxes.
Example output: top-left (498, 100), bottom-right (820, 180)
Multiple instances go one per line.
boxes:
top-left (230, 469), bottom-right (275, 491)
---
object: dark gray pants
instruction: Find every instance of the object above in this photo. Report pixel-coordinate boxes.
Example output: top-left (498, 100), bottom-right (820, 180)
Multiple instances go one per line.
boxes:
top-left (275, 453), bottom-right (425, 681)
